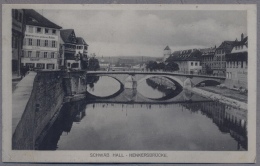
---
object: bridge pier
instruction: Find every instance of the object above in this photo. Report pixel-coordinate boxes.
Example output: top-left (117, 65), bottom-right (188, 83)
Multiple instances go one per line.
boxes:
top-left (183, 78), bottom-right (193, 89)
top-left (125, 75), bottom-right (137, 89)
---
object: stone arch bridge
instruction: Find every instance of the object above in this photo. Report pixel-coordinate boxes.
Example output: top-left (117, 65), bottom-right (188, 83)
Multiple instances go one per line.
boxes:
top-left (85, 71), bottom-right (226, 89)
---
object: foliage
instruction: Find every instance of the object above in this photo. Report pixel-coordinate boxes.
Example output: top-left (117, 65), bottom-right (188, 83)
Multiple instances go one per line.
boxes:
top-left (146, 61), bottom-right (158, 71)
top-left (88, 57), bottom-right (100, 71)
top-left (205, 64), bottom-right (213, 75)
top-left (146, 60), bottom-right (179, 72)
top-left (164, 61), bottom-right (179, 72)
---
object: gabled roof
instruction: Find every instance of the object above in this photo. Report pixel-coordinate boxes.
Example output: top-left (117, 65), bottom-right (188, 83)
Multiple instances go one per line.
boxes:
top-left (216, 41), bottom-right (237, 54)
top-left (60, 29), bottom-right (77, 44)
top-left (234, 36), bottom-right (248, 47)
top-left (76, 37), bottom-right (89, 46)
top-left (164, 46), bottom-right (171, 50)
top-left (200, 47), bottom-right (216, 56)
top-left (167, 49), bottom-right (202, 61)
top-left (24, 9), bottom-right (62, 29)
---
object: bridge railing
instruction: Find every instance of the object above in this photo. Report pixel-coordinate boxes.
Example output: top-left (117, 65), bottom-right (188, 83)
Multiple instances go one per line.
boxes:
top-left (85, 70), bottom-right (226, 79)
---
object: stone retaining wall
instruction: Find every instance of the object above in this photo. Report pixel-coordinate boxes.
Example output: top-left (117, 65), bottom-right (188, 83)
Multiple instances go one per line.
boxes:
top-left (12, 71), bottom-right (67, 149)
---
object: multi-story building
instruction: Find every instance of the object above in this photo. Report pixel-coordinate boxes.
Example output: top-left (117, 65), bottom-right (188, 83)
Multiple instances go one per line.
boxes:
top-left (168, 49), bottom-right (202, 74)
top-left (76, 37), bottom-right (88, 69)
top-left (21, 9), bottom-right (62, 70)
top-left (163, 45), bottom-right (171, 62)
top-left (12, 9), bottom-right (25, 76)
top-left (212, 40), bottom-right (237, 76)
top-left (200, 46), bottom-right (216, 75)
top-left (225, 34), bottom-right (248, 89)
top-left (60, 29), bottom-right (79, 69)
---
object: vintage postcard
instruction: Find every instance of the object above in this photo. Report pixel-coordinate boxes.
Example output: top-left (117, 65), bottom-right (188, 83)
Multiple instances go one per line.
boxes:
top-left (2, 4), bottom-right (257, 163)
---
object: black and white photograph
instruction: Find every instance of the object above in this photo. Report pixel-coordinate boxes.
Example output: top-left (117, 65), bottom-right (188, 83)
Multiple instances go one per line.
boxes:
top-left (2, 4), bottom-right (256, 163)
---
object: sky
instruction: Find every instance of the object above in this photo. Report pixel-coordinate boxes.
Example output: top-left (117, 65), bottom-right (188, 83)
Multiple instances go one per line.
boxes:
top-left (38, 9), bottom-right (247, 58)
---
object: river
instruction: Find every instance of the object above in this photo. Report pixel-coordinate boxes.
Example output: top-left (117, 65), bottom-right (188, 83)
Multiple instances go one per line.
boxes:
top-left (39, 76), bottom-right (247, 151)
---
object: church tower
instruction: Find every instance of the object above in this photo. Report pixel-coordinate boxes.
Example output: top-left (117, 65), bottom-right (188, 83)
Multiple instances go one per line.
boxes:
top-left (163, 46), bottom-right (171, 62)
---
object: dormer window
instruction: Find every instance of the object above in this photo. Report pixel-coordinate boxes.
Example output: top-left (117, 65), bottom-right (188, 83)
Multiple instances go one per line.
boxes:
top-left (37, 27), bottom-right (42, 33)
top-left (45, 28), bottom-right (49, 34)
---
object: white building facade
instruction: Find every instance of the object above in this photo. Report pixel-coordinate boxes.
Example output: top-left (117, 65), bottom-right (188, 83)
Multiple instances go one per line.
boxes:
top-left (21, 9), bottom-right (62, 70)
top-left (225, 35), bottom-right (248, 89)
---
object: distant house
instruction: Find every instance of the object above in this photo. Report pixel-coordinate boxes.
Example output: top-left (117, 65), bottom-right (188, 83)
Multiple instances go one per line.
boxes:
top-left (60, 29), bottom-right (80, 69)
top-left (76, 37), bottom-right (89, 69)
top-left (213, 40), bottom-right (237, 76)
top-left (21, 9), bottom-right (62, 70)
top-left (225, 34), bottom-right (248, 89)
top-left (168, 49), bottom-right (202, 74)
top-left (200, 46), bottom-right (216, 74)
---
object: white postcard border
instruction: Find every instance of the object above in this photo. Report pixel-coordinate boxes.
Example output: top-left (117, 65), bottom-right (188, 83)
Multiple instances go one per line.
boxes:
top-left (2, 4), bottom-right (257, 163)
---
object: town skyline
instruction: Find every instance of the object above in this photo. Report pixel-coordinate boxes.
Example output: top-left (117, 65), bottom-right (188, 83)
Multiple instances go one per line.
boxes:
top-left (37, 9), bottom-right (247, 57)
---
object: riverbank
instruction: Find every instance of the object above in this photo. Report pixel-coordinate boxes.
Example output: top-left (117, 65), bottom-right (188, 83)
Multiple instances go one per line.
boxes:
top-left (199, 86), bottom-right (247, 103)
top-left (190, 86), bottom-right (247, 110)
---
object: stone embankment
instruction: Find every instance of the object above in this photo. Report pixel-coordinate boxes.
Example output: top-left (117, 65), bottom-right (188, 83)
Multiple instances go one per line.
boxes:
top-left (190, 87), bottom-right (247, 110)
top-left (12, 70), bottom-right (88, 150)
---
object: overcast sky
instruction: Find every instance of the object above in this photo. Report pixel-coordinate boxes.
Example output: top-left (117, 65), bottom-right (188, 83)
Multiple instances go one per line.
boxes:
top-left (38, 9), bottom-right (247, 57)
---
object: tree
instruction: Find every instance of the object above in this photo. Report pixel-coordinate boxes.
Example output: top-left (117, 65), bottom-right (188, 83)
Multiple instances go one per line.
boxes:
top-left (146, 61), bottom-right (158, 71)
top-left (205, 64), bottom-right (213, 75)
top-left (157, 62), bottom-right (165, 70)
top-left (164, 55), bottom-right (179, 72)
top-left (88, 57), bottom-right (100, 71)
top-left (165, 61), bottom-right (179, 72)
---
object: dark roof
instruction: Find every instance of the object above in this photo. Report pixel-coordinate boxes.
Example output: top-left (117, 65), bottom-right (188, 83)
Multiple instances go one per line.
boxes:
top-left (167, 49), bottom-right (202, 61)
top-left (216, 41), bottom-right (237, 54)
top-left (164, 46), bottom-right (170, 50)
top-left (234, 36), bottom-right (248, 47)
top-left (24, 9), bottom-right (62, 29)
top-left (76, 37), bottom-right (88, 46)
top-left (60, 29), bottom-right (77, 44)
top-left (226, 52), bottom-right (247, 61)
top-left (200, 47), bottom-right (216, 56)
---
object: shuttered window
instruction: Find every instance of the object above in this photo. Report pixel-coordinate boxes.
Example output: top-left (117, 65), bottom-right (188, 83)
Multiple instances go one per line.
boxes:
top-left (28, 38), bottom-right (32, 46)
top-left (45, 40), bottom-right (48, 47)
top-left (37, 39), bottom-right (41, 46)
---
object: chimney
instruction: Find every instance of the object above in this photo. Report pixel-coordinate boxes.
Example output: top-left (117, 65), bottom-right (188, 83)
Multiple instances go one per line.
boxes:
top-left (241, 33), bottom-right (244, 41)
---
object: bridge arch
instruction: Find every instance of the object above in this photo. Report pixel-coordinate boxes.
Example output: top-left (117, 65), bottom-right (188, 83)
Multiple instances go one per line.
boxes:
top-left (86, 75), bottom-right (125, 99)
top-left (192, 78), bottom-right (222, 87)
top-left (137, 75), bottom-right (184, 88)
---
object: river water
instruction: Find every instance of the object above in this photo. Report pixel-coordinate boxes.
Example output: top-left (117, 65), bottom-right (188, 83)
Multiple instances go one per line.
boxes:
top-left (39, 76), bottom-right (247, 151)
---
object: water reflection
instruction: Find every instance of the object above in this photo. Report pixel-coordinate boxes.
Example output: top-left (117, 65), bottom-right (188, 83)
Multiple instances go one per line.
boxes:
top-left (87, 76), bottom-right (121, 97)
top-left (39, 100), bottom-right (247, 151)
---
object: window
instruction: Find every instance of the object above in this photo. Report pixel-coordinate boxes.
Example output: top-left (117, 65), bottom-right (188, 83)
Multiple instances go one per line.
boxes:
top-left (36, 51), bottom-right (40, 58)
top-left (37, 27), bottom-right (42, 33)
top-left (45, 28), bottom-right (49, 34)
top-left (44, 52), bottom-right (48, 58)
top-left (52, 41), bottom-right (56, 47)
top-left (52, 29), bottom-right (56, 35)
top-left (29, 38), bottom-right (32, 46)
top-left (36, 63), bottom-right (45, 69)
top-left (195, 62), bottom-right (197, 66)
top-left (47, 64), bottom-right (54, 69)
top-left (241, 61), bottom-right (243, 68)
top-left (28, 51), bottom-right (32, 57)
top-left (37, 39), bottom-right (40, 46)
top-left (45, 40), bottom-right (48, 47)
top-left (28, 26), bottom-right (33, 33)
top-left (51, 52), bottom-right (55, 58)
top-left (191, 62), bottom-right (193, 66)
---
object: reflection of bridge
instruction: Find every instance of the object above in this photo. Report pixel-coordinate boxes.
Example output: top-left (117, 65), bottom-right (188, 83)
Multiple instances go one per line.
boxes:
top-left (86, 71), bottom-right (226, 89)
top-left (86, 89), bottom-right (211, 104)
